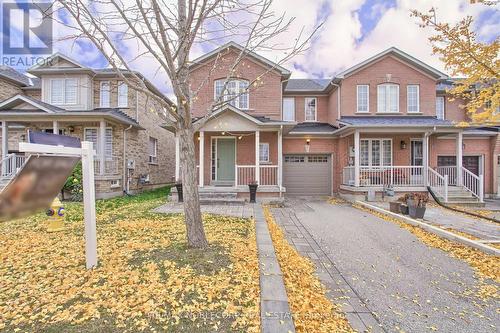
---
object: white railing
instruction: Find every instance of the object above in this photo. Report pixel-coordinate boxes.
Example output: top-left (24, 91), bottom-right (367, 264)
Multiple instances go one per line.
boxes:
top-left (428, 168), bottom-right (448, 202)
top-left (436, 166), bottom-right (457, 186)
top-left (358, 166), bottom-right (424, 187)
top-left (260, 165), bottom-right (278, 186)
top-left (1, 154), bottom-right (27, 179)
top-left (235, 165), bottom-right (256, 186)
top-left (462, 166), bottom-right (483, 201)
top-left (94, 157), bottom-right (120, 175)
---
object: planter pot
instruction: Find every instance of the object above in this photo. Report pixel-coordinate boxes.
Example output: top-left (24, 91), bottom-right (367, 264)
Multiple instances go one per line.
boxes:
top-left (399, 204), bottom-right (409, 215)
top-left (248, 184), bottom-right (258, 203)
top-left (409, 205), bottom-right (426, 219)
top-left (406, 199), bottom-right (416, 207)
top-left (389, 201), bottom-right (401, 213)
top-left (175, 183), bottom-right (183, 203)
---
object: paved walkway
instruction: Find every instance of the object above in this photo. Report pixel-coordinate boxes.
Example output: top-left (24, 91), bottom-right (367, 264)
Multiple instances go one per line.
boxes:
top-left (373, 202), bottom-right (500, 242)
top-left (153, 202), bottom-right (255, 218)
top-left (271, 198), bottom-right (499, 333)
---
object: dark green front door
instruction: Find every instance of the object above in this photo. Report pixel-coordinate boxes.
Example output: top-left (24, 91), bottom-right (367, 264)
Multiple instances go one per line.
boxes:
top-left (216, 138), bottom-right (235, 181)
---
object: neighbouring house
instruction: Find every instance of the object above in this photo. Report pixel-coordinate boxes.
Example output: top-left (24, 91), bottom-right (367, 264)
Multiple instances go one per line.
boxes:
top-left (171, 42), bottom-right (500, 204)
top-left (0, 54), bottom-right (175, 199)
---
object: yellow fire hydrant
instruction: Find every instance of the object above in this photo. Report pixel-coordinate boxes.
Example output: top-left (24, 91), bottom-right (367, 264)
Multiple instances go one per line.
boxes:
top-left (46, 198), bottom-right (65, 232)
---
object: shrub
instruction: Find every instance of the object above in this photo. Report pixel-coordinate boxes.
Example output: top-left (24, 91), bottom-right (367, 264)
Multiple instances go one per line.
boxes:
top-left (63, 162), bottom-right (83, 201)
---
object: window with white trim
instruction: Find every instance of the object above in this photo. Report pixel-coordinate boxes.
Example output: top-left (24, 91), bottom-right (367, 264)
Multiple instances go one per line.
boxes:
top-left (377, 84), bottom-right (399, 113)
top-left (360, 139), bottom-right (392, 167)
top-left (214, 79), bottom-right (249, 109)
top-left (282, 97), bottom-right (295, 121)
top-left (259, 143), bottom-right (269, 163)
top-left (407, 85), bottom-right (420, 113)
top-left (117, 82), bottom-right (128, 107)
top-left (149, 137), bottom-right (158, 164)
top-left (50, 78), bottom-right (77, 105)
top-left (84, 128), bottom-right (113, 158)
top-left (436, 96), bottom-right (445, 120)
top-left (356, 85), bottom-right (369, 113)
top-left (304, 97), bottom-right (317, 121)
top-left (100, 81), bottom-right (110, 107)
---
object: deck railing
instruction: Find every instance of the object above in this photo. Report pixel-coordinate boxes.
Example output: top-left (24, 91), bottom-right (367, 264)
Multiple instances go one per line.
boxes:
top-left (435, 166), bottom-right (457, 185)
top-left (235, 165), bottom-right (278, 186)
top-left (1, 154), bottom-right (27, 179)
top-left (462, 166), bottom-right (483, 201)
top-left (428, 168), bottom-right (448, 202)
top-left (343, 166), bottom-right (425, 187)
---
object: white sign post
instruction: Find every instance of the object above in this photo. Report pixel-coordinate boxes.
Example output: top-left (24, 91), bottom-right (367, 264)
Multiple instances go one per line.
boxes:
top-left (19, 141), bottom-right (98, 269)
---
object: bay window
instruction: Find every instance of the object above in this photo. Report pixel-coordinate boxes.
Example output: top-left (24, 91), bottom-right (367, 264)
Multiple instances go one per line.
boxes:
top-left (214, 79), bottom-right (249, 109)
top-left (84, 128), bottom-right (113, 158)
top-left (407, 85), bottom-right (419, 113)
top-left (50, 78), bottom-right (77, 105)
top-left (356, 85), bottom-right (369, 113)
top-left (304, 97), bottom-right (317, 121)
top-left (118, 82), bottom-right (128, 107)
top-left (360, 139), bottom-right (392, 167)
top-left (100, 81), bottom-right (110, 107)
top-left (377, 84), bottom-right (399, 113)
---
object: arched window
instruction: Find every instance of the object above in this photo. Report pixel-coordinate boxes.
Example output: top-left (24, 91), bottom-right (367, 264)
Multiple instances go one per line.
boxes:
top-left (214, 79), bottom-right (249, 109)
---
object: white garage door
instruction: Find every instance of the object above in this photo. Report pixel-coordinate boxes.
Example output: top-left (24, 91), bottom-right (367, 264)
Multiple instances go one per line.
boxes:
top-left (283, 154), bottom-right (332, 196)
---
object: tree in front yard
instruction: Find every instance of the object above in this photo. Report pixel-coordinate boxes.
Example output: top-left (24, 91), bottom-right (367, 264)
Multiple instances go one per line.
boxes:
top-left (54, 0), bottom-right (320, 247)
top-left (411, 4), bottom-right (499, 125)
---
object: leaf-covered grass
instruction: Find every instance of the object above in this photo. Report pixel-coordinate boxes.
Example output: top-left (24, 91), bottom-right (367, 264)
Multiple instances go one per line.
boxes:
top-left (0, 187), bottom-right (260, 332)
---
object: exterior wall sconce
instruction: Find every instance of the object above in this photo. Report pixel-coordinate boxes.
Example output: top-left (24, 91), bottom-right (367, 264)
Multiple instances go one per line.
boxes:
top-left (400, 140), bottom-right (407, 150)
top-left (305, 139), bottom-right (310, 153)
top-left (68, 126), bottom-right (75, 133)
top-left (221, 131), bottom-right (225, 135)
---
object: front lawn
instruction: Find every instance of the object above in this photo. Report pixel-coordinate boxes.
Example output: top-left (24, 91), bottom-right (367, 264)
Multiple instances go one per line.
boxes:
top-left (0, 188), bottom-right (260, 332)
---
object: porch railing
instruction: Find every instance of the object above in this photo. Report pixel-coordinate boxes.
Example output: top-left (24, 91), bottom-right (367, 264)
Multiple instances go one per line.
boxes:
top-left (0, 154), bottom-right (27, 179)
top-left (94, 157), bottom-right (120, 176)
top-left (235, 165), bottom-right (278, 186)
top-left (343, 166), bottom-right (425, 187)
top-left (462, 166), bottom-right (483, 201)
top-left (435, 166), bottom-right (457, 185)
top-left (428, 168), bottom-right (448, 202)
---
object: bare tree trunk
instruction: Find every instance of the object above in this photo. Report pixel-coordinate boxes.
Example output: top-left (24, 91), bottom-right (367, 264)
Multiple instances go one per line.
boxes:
top-left (178, 120), bottom-right (208, 248)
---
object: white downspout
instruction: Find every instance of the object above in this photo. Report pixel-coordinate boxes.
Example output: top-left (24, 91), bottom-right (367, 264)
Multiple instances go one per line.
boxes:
top-left (123, 125), bottom-right (132, 194)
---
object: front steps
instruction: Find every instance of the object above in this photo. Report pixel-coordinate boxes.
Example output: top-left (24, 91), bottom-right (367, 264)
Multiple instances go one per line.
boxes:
top-left (170, 189), bottom-right (246, 206)
top-left (0, 177), bottom-right (12, 192)
top-left (432, 186), bottom-right (485, 207)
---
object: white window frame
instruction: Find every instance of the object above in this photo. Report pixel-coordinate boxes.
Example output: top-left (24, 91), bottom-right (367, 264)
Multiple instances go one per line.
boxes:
top-left (117, 82), bottom-right (128, 107)
top-left (149, 137), bottom-right (158, 164)
top-left (84, 127), bottom-right (113, 159)
top-left (259, 143), bottom-right (270, 163)
top-left (100, 81), bottom-right (110, 108)
top-left (282, 97), bottom-right (295, 121)
top-left (407, 85), bottom-right (420, 113)
top-left (436, 96), bottom-right (445, 120)
top-left (214, 79), bottom-right (249, 109)
top-left (377, 84), bottom-right (399, 113)
top-left (50, 78), bottom-right (78, 105)
top-left (304, 97), bottom-right (317, 122)
top-left (110, 179), bottom-right (120, 188)
top-left (360, 138), bottom-right (392, 167)
top-left (356, 85), bottom-right (369, 113)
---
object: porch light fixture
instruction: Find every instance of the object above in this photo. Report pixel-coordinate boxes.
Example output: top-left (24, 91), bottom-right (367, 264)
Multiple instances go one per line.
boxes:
top-left (305, 139), bottom-right (310, 153)
top-left (68, 126), bottom-right (75, 133)
top-left (238, 135), bottom-right (243, 140)
top-left (400, 140), bottom-right (407, 150)
top-left (221, 131), bottom-right (225, 135)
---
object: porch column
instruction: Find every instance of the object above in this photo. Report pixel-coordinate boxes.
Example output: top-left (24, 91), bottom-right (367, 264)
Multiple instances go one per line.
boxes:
top-left (199, 131), bottom-right (204, 187)
top-left (1, 121), bottom-right (7, 176)
top-left (278, 128), bottom-right (283, 193)
top-left (99, 120), bottom-right (106, 175)
top-left (354, 130), bottom-right (360, 187)
top-left (175, 134), bottom-right (180, 181)
top-left (53, 120), bottom-right (59, 135)
top-left (255, 130), bottom-right (260, 185)
top-left (456, 131), bottom-right (463, 186)
top-left (423, 133), bottom-right (429, 186)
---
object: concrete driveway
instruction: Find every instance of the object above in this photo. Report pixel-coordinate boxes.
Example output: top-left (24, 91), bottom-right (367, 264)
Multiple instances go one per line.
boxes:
top-left (271, 198), bottom-right (499, 333)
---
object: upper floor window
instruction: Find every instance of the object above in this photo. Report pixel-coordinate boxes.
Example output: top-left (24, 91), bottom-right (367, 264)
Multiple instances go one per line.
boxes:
top-left (304, 97), bottom-right (317, 121)
top-left (282, 97), bottom-right (295, 121)
top-left (50, 78), bottom-right (77, 105)
top-left (149, 137), bottom-right (158, 164)
top-left (377, 84), bottom-right (399, 113)
top-left (356, 85), bottom-right (369, 113)
top-left (259, 143), bottom-right (270, 163)
top-left (214, 79), bottom-right (249, 109)
top-left (436, 96), bottom-right (445, 120)
top-left (407, 85), bottom-right (420, 113)
top-left (100, 81), bottom-right (110, 107)
top-left (118, 82), bottom-right (128, 107)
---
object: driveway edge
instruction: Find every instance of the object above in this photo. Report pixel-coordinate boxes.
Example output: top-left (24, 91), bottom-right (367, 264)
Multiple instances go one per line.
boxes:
top-left (253, 204), bottom-right (296, 333)
top-left (357, 201), bottom-right (500, 256)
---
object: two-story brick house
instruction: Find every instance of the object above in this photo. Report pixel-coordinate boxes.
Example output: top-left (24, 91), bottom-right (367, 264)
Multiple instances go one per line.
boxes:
top-left (0, 54), bottom-right (175, 199)
top-left (177, 42), bottom-right (499, 204)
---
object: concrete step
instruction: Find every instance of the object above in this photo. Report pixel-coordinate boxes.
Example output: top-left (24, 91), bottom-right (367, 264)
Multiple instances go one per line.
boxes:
top-left (199, 198), bottom-right (246, 206)
top-left (199, 192), bottom-right (238, 199)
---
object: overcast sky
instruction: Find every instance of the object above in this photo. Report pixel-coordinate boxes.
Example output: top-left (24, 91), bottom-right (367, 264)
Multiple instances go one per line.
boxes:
top-left (23, 0), bottom-right (500, 95)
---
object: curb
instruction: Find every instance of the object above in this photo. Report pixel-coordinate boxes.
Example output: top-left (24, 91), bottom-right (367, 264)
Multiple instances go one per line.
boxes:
top-left (253, 204), bottom-right (296, 333)
top-left (356, 201), bottom-right (500, 256)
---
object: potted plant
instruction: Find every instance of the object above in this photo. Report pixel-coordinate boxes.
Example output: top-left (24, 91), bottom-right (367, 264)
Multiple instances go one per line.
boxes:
top-left (407, 192), bottom-right (428, 219)
top-left (175, 181), bottom-right (183, 203)
top-left (398, 194), bottom-right (410, 215)
top-left (248, 180), bottom-right (258, 203)
top-left (389, 200), bottom-right (401, 213)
